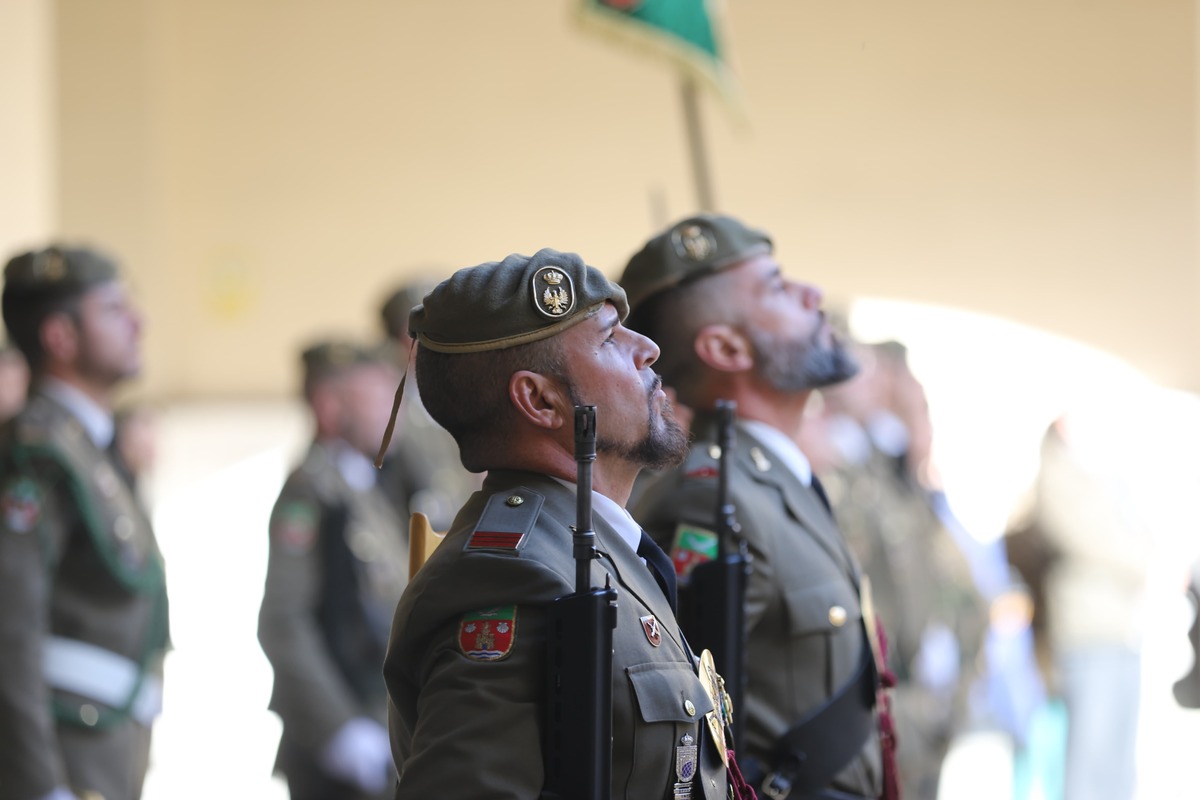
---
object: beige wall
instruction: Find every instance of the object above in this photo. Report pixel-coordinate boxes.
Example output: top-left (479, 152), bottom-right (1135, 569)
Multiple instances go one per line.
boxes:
top-left (8, 0), bottom-right (1198, 397)
top-left (0, 0), bottom-right (56, 255)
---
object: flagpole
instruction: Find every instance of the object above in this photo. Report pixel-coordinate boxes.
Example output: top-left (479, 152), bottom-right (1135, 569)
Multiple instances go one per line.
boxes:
top-left (680, 77), bottom-right (716, 211)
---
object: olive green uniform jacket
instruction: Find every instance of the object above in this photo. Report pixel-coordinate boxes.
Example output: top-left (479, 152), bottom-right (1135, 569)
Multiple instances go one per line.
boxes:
top-left (258, 440), bottom-right (408, 796)
top-left (384, 470), bottom-right (729, 800)
top-left (633, 415), bottom-right (883, 798)
top-left (0, 389), bottom-right (168, 800)
top-left (822, 448), bottom-right (987, 800)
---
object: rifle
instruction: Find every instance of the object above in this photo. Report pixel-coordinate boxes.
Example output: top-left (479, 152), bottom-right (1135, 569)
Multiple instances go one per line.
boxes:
top-left (678, 399), bottom-right (750, 744)
top-left (541, 406), bottom-right (619, 800)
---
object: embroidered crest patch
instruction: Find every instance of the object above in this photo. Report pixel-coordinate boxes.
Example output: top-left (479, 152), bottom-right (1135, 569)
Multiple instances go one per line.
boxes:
top-left (273, 501), bottom-right (318, 554)
top-left (459, 606), bottom-right (517, 661)
top-left (1, 478), bottom-right (41, 534)
top-left (669, 524), bottom-right (718, 580)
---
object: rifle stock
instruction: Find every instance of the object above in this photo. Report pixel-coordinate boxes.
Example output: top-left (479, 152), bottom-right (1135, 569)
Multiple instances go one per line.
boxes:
top-left (679, 399), bottom-right (750, 745)
top-left (541, 406), bottom-right (618, 800)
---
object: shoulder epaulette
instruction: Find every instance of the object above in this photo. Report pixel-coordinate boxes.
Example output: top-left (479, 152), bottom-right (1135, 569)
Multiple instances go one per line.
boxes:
top-left (465, 487), bottom-right (544, 552)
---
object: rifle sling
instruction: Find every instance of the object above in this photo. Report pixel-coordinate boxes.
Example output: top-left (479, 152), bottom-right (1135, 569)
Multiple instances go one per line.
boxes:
top-left (768, 633), bottom-right (876, 796)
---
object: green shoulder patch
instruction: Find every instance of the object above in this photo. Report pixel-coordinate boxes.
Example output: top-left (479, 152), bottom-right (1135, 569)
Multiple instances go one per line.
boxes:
top-left (670, 523), bottom-right (718, 581)
top-left (1, 477), bottom-right (41, 534)
top-left (272, 501), bottom-right (319, 554)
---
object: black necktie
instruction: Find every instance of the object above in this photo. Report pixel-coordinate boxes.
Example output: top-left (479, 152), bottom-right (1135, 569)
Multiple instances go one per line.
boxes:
top-left (637, 530), bottom-right (678, 613)
top-left (810, 474), bottom-right (832, 515)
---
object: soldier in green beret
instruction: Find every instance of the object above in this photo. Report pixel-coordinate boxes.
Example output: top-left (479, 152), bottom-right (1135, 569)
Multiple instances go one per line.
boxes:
top-left (257, 339), bottom-right (407, 800)
top-left (383, 248), bottom-right (733, 799)
top-left (0, 245), bottom-right (168, 800)
top-left (620, 214), bottom-right (896, 800)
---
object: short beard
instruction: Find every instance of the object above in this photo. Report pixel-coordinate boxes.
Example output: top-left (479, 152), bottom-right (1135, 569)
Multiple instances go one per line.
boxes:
top-left (748, 326), bottom-right (859, 392)
top-left (570, 378), bottom-right (689, 471)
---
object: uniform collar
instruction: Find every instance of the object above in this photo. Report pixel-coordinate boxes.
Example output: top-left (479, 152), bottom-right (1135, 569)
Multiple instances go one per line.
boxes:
top-left (39, 377), bottom-right (114, 449)
top-left (739, 419), bottom-right (813, 486)
top-left (549, 476), bottom-right (642, 555)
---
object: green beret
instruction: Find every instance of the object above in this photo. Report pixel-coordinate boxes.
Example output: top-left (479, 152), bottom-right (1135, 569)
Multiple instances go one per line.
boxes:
top-left (619, 214), bottom-right (772, 312)
top-left (3, 246), bottom-right (119, 300)
top-left (301, 339), bottom-right (386, 383)
top-left (409, 248), bottom-right (628, 354)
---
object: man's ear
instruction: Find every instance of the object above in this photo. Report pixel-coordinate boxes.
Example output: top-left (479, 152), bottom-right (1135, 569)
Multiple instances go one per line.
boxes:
top-left (39, 312), bottom-right (79, 366)
top-left (694, 323), bottom-right (754, 373)
top-left (509, 370), bottom-right (569, 431)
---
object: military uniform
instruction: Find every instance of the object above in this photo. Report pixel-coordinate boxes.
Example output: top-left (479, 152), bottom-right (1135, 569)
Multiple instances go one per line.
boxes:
top-left (822, 446), bottom-right (987, 800)
top-left (258, 438), bottom-right (408, 800)
top-left (0, 387), bottom-right (168, 800)
top-left (385, 470), bottom-right (729, 799)
top-left (634, 414), bottom-right (884, 799)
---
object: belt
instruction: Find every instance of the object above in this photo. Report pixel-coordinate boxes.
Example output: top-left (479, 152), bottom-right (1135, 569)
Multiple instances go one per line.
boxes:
top-left (42, 636), bottom-right (163, 725)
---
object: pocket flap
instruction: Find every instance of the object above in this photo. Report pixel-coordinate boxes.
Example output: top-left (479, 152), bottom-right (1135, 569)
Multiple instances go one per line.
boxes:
top-left (627, 661), bottom-right (714, 723)
top-left (783, 580), bottom-right (862, 636)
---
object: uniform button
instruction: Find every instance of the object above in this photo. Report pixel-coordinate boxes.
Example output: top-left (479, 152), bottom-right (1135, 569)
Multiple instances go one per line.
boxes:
top-left (506, 495), bottom-right (524, 507)
top-left (684, 699), bottom-right (696, 716)
top-left (828, 605), bottom-right (847, 627)
top-left (80, 704), bottom-right (100, 726)
top-left (707, 445), bottom-right (721, 460)
top-left (114, 515), bottom-right (134, 541)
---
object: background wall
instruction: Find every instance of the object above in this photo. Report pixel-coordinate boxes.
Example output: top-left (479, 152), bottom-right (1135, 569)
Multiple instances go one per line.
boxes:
top-left (1, 0), bottom-right (1192, 399)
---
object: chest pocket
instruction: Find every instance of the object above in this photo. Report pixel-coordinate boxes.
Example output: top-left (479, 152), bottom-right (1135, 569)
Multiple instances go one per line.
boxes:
top-left (627, 661), bottom-right (714, 722)
top-left (783, 580), bottom-right (862, 637)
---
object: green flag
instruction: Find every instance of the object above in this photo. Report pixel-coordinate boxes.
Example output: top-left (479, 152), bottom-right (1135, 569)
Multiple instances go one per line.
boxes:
top-left (578, 0), bottom-right (739, 108)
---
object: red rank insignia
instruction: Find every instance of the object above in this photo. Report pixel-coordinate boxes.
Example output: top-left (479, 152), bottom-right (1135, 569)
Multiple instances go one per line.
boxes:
top-left (458, 606), bottom-right (517, 661)
top-left (684, 466), bottom-right (719, 479)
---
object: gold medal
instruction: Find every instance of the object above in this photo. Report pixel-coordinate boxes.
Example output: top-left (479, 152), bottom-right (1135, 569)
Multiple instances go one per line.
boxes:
top-left (698, 649), bottom-right (729, 766)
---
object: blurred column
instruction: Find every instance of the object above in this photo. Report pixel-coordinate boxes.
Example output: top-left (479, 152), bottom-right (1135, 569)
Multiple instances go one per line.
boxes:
top-left (0, 0), bottom-right (56, 256)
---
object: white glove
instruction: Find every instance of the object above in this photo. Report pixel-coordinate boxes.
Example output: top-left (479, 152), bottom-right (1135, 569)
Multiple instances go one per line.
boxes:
top-left (37, 789), bottom-right (79, 800)
top-left (914, 622), bottom-right (961, 692)
top-left (317, 717), bottom-right (394, 794)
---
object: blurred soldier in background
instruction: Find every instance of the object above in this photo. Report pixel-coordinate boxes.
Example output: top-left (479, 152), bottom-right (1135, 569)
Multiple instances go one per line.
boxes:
top-left (0, 245), bottom-right (169, 800)
top-left (384, 249), bottom-right (733, 798)
top-left (376, 280), bottom-right (478, 530)
top-left (1022, 414), bottom-right (1151, 800)
top-left (0, 341), bottom-right (29, 424)
top-left (258, 340), bottom-right (407, 800)
top-left (621, 214), bottom-right (895, 800)
top-left (1174, 557), bottom-right (1200, 709)
top-left (802, 340), bottom-right (988, 800)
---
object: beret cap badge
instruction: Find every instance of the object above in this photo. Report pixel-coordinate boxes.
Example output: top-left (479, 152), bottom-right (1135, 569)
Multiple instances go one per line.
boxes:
top-left (671, 223), bottom-right (717, 262)
top-left (532, 266), bottom-right (575, 319)
top-left (32, 250), bottom-right (67, 281)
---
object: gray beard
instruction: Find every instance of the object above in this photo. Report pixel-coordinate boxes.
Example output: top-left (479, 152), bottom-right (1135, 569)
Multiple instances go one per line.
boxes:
top-left (748, 327), bottom-right (859, 392)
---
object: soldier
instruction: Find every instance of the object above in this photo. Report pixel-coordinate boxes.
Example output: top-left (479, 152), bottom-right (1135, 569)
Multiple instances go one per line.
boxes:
top-left (810, 341), bottom-right (988, 800)
top-left (384, 248), bottom-right (733, 799)
top-left (376, 280), bottom-right (478, 530)
top-left (621, 214), bottom-right (896, 800)
top-left (0, 246), bottom-right (168, 800)
top-left (258, 341), bottom-right (407, 800)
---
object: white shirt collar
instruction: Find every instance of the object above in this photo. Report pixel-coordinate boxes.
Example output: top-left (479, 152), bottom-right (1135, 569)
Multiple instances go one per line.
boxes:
top-left (550, 477), bottom-right (642, 555)
top-left (739, 419), bottom-right (813, 486)
top-left (327, 439), bottom-right (378, 492)
top-left (39, 377), bottom-right (114, 449)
